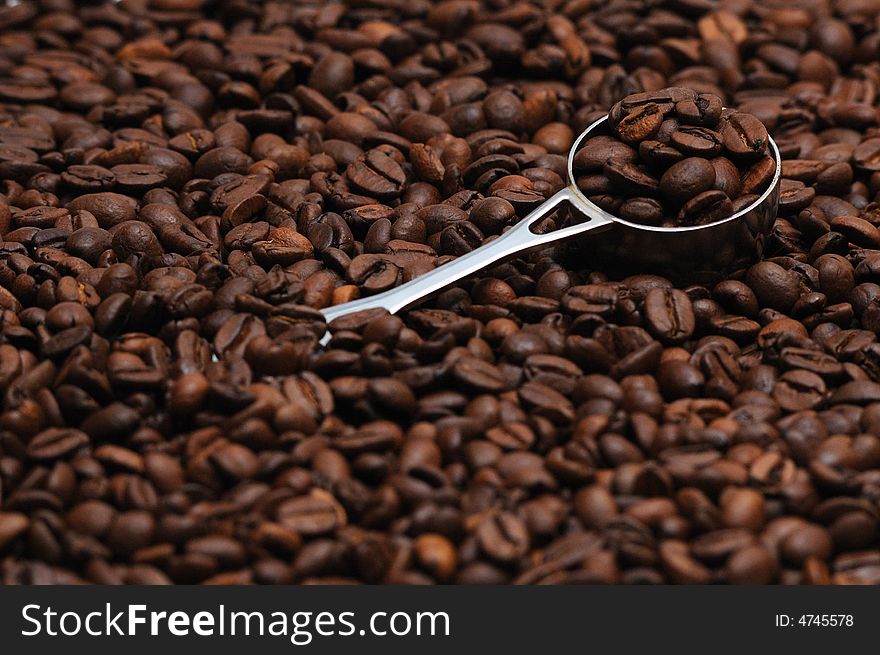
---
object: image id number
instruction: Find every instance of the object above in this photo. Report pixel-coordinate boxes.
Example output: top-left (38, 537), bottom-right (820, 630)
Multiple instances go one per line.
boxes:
top-left (775, 614), bottom-right (854, 628)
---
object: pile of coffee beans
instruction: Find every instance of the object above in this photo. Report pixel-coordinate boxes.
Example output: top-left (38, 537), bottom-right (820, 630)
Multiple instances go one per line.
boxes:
top-left (574, 87), bottom-right (774, 226)
top-left (1, 0), bottom-right (880, 586)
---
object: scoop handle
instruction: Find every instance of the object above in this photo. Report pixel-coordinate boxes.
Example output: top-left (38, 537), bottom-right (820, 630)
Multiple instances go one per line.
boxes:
top-left (319, 187), bottom-right (613, 326)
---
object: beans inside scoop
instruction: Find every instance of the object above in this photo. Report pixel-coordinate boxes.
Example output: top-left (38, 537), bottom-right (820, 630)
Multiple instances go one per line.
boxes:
top-left (574, 87), bottom-right (773, 227)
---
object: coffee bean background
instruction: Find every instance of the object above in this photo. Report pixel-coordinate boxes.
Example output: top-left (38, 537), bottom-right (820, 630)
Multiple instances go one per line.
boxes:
top-left (1, 0), bottom-right (880, 585)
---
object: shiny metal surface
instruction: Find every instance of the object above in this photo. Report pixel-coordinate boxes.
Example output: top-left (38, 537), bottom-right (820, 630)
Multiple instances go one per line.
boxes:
top-left (319, 113), bottom-right (782, 332)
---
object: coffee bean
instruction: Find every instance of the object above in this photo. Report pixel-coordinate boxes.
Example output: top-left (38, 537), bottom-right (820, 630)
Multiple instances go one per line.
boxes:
top-left (721, 488), bottom-right (766, 531)
top-left (741, 156), bottom-right (777, 195)
top-left (639, 140), bottom-right (684, 170)
top-left (413, 533), bottom-right (458, 580)
top-left (308, 52), bottom-right (354, 99)
top-left (603, 159), bottom-right (659, 196)
top-left (347, 255), bottom-right (401, 293)
top-left (574, 136), bottom-right (637, 172)
top-left (346, 150), bottom-right (406, 199)
top-left (452, 357), bottom-right (506, 392)
top-left (670, 127), bottom-right (723, 157)
top-left (679, 190), bottom-right (733, 225)
top-left (725, 545), bottom-right (778, 584)
top-left (518, 381), bottom-right (574, 425)
top-left (853, 138), bottom-right (880, 172)
top-left (780, 523), bottom-right (834, 566)
top-left (660, 158), bottom-right (716, 205)
top-left (657, 360), bottom-right (705, 399)
top-left (660, 540), bottom-right (712, 584)
top-left (644, 288), bottom-right (695, 343)
top-left (277, 491), bottom-right (347, 536)
top-left (619, 197), bottom-right (664, 225)
top-left (831, 215), bottom-right (880, 248)
top-left (675, 94), bottom-right (722, 126)
top-left (106, 511), bottom-right (155, 556)
top-left (27, 428), bottom-right (90, 460)
top-left (745, 261), bottom-right (802, 313)
top-left (773, 370), bottom-right (827, 411)
top-left (0, 513), bottom-right (30, 550)
top-left (711, 157), bottom-right (743, 199)
top-left (614, 103), bottom-right (664, 143)
top-left (721, 112), bottom-right (770, 160)
top-left (476, 512), bottom-right (529, 563)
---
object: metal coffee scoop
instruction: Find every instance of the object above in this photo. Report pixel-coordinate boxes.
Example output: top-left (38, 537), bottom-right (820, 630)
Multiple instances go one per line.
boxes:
top-left (319, 113), bottom-right (781, 335)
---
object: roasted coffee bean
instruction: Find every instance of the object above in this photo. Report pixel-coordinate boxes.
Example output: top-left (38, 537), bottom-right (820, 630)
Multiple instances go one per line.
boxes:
top-left (573, 137), bottom-right (637, 172)
top-left (773, 370), bottom-right (827, 411)
top-left (679, 190), bottom-right (734, 226)
top-left (741, 156), bottom-right (777, 196)
top-left (610, 88), bottom-right (696, 124)
top-left (721, 112), bottom-right (770, 160)
top-left (675, 95), bottom-right (722, 127)
top-left (476, 512), bottom-right (529, 563)
top-left (639, 140), bottom-right (684, 171)
top-left (745, 262), bottom-right (802, 313)
top-left (614, 103), bottom-right (664, 144)
top-left (277, 491), bottom-right (347, 536)
top-left (656, 360), bottom-right (704, 399)
top-left (725, 545), bottom-right (778, 584)
top-left (853, 138), bottom-right (880, 172)
top-left (345, 254), bottom-right (401, 293)
top-left (670, 127), bottom-right (723, 157)
top-left (346, 151), bottom-right (406, 199)
top-left (27, 428), bottom-right (90, 460)
top-left (603, 160), bottom-right (659, 196)
top-left (643, 288), bottom-right (695, 344)
top-left (711, 157), bottom-right (743, 199)
top-left (619, 197), bottom-right (664, 225)
top-left (660, 158), bottom-right (716, 205)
